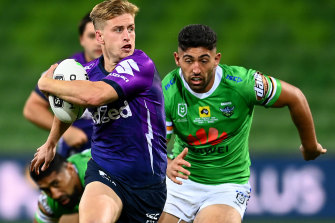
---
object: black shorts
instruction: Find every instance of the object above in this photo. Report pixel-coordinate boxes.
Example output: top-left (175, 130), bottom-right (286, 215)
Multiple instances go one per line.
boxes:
top-left (85, 159), bottom-right (167, 223)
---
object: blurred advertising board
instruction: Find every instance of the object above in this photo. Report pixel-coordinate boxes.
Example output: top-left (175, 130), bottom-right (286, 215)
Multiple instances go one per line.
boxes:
top-left (0, 155), bottom-right (333, 221)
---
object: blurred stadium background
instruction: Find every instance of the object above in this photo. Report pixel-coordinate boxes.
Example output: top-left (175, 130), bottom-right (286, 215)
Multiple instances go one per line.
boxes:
top-left (0, 0), bottom-right (334, 222)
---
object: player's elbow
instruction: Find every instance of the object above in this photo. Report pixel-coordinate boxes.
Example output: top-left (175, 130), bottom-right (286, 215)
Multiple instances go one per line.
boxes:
top-left (23, 104), bottom-right (34, 121)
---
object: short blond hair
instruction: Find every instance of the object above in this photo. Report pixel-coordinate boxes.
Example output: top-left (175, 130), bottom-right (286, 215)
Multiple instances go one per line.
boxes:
top-left (90, 0), bottom-right (139, 30)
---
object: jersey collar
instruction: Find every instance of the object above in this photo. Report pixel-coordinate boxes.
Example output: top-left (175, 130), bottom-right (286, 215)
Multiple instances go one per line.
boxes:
top-left (178, 66), bottom-right (223, 99)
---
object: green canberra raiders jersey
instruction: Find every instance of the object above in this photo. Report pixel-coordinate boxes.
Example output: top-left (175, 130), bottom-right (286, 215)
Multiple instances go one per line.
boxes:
top-left (35, 149), bottom-right (91, 223)
top-left (162, 64), bottom-right (281, 185)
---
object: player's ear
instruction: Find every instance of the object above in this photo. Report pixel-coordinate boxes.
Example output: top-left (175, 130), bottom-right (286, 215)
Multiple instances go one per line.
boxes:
top-left (66, 162), bottom-right (75, 173)
top-left (96, 30), bottom-right (104, 44)
top-left (214, 52), bottom-right (221, 66)
top-left (174, 52), bottom-right (180, 66)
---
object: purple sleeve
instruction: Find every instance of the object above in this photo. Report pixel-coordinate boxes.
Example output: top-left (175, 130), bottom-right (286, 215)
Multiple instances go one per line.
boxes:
top-left (102, 54), bottom-right (155, 98)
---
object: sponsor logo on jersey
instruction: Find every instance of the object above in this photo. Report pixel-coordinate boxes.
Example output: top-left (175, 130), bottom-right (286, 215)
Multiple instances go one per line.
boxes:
top-left (164, 77), bottom-right (176, 90)
top-left (84, 61), bottom-right (96, 71)
top-left (92, 100), bottom-right (132, 124)
top-left (178, 103), bottom-right (187, 117)
top-left (220, 101), bottom-right (235, 117)
top-left (226, 74), bottom-right (243, 83)
top-left (199, 106), bottom-right (210, 118)
top-left (187, 128), bottom-right (228, 146)
top-left (108, 72), bottom-right (130, 82)
top-left (254, 71), bottom-right (268, 101)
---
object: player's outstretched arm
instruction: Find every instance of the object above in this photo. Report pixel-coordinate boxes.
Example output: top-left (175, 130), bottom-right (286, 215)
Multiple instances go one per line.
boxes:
top-left (31, 117), bottom-right (71, 174)
top-left (167, 148), bottom-right (191, 185)
top-left (271, 80), bottom-right (327, 160)
top-left (23, 91), bottom-right (54, 130)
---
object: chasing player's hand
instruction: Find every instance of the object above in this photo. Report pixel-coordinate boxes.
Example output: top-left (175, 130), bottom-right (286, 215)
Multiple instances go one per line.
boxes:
top-left (30, 143), bottom-right (57, 175)
top-left (167, 147), bottom-right (191, 185)
top-left (299, 142), bottom-right (327, 161)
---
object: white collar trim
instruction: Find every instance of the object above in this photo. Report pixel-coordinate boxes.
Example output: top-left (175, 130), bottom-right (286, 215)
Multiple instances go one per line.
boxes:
top-left (178, 66), bottom-right (223, 99)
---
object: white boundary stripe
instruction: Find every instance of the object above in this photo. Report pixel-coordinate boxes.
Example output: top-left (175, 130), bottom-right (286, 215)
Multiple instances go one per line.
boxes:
top-left (166, 121), bottom-right (173, 126)
top-left (265, 77), bottom-right (278, 106)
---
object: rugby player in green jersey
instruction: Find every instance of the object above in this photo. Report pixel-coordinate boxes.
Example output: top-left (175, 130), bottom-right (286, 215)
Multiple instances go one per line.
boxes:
top-left (158, 24), bottom-right (326, 223)
top-left (30, 150), bottom-right (91, 223)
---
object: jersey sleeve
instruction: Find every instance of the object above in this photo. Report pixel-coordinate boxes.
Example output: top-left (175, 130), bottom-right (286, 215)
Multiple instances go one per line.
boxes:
top-left (233, 66), bottom-right (282, 107)
top-left (102, 54), bottom-right (155, 99)
top-left (34, 193), bottom-right (59, 223)
top-left (251, 71), bottom-right (282, 107)
top-left (162, 72), bottom-right (177, 141)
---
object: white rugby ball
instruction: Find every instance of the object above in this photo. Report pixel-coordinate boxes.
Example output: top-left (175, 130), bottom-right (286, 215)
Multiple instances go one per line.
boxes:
top-left (48, 59), bottom-right (88, 123)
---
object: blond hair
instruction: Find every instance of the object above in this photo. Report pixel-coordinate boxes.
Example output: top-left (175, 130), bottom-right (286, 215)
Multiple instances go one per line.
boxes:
top-left (90, 0), bottom-right (139, 30)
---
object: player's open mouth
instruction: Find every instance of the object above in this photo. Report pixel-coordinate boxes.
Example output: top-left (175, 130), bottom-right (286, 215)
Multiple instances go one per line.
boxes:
top-left (122, 44), bottom-right (132, 52)
top-left (59, 198), bottom-right (70, 206)
top-left (190, 77), bottom-right (202, 85)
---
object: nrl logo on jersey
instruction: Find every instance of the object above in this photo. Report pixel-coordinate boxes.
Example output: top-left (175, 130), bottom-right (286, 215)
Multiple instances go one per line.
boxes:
top-left (177, 103), bottom-right (187, 117)
top-left (220, 101), bottom-right (234, 117)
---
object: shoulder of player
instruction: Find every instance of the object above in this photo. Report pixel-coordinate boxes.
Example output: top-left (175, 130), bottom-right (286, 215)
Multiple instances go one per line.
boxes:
top-left (128, 49), bottom-right (156, 72)
top-left (68, 51), bottom-right (85, 64)
top-left (83, 57), bottom-right (100, 74)
top-left (220, 64), bottom-right (256, 87)
top-left (162, 68), bottom-right (180, 93)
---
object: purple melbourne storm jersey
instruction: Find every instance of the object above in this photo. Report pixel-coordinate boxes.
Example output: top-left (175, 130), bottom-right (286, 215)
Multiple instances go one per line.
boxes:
top-left (34, 52), bottom-right (93, 157)
top-left (83, 49), bottom-right (167, 187)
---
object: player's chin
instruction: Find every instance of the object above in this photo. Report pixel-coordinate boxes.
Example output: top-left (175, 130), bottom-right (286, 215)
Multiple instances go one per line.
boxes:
top-left (120, 48), bottom-right (134, 56)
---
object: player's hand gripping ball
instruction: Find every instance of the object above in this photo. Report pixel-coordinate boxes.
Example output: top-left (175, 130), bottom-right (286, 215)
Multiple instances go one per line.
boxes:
top-left (48, 59), bottom-right (88, 123)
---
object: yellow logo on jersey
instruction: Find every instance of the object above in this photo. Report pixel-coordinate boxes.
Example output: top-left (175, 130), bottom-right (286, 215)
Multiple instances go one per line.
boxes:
top-left (199, 106), bottom-right (210, 118)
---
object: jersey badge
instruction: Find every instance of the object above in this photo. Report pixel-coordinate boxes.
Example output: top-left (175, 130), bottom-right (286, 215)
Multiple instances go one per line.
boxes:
top-left (254, 71), bottom-right (268, 101)
top-left (199, 106), bottom-right (210, 118)
top-left (220, 102), bottom-right (234, 117)
top-left (178, 103), bottom-right (187, 117)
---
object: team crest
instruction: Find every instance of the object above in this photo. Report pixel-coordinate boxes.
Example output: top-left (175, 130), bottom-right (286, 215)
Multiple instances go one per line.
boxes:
top-left (178, 103), bottom-right (187, 117)
top-left (199, 106), bottom-right (210, 118)
top-left (220, 102), bottom-right (234, 117)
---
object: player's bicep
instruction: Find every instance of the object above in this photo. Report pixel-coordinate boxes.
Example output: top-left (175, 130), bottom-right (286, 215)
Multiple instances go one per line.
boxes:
top-left (271, 80), bottom-right (303, 108)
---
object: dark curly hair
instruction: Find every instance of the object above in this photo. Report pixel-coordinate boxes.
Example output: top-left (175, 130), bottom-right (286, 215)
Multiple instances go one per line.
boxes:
top-left (178, 24), bottom-right (217, 51)
top-left (30, 153), bottom-right (67, 182)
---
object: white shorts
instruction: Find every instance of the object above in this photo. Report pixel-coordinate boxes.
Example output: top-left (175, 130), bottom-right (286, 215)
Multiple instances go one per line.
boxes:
top-left (163, 177), bottom-right (251, 222)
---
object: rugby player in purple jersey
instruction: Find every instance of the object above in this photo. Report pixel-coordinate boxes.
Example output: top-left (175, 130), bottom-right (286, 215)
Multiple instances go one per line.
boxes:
top-left (23, 13), bottom-right (102, 157)
top-left (31, 1), bottom-right (167, 222)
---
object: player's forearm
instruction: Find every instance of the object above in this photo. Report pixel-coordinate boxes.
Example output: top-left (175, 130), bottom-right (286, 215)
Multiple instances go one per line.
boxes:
top-left (24, 106), bottom-right (54, 130)
top-left (46, 116), bottom-right (72, 147)
top-left (288, 90), bottom-right (318, 150)
top-left (39, 78), bottom-right (117, 107)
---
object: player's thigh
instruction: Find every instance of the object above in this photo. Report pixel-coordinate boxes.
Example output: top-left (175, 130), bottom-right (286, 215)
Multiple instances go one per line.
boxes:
top-left (194, 204), bottom-right (241, 223)
top-left (158, 211), bottom-right (188, 223)
top-left (79, 181), bottom-right (123, 223)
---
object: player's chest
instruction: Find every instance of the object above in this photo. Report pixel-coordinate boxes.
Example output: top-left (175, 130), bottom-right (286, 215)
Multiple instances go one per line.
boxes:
top-left (171, 92), bottom-right (250, 132)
